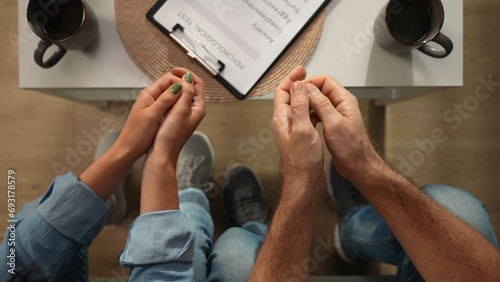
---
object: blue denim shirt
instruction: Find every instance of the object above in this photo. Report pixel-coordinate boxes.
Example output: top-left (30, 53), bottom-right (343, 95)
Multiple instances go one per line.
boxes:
top-left (0, 173), bottom-right (195, 281)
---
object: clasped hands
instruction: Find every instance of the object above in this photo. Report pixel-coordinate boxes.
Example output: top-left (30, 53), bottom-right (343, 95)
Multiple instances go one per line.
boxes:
top-left (109, 66), bottom-right (380, 200)
top-left (111, 68), bottom-right (206, 166)
top-left (273, 66), bottom-right (381, 195)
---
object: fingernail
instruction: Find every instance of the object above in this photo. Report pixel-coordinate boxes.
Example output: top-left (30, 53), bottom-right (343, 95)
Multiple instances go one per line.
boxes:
top-left (291, 82), bottom-right (304, 93)
top-left (170, 82), bottom-right (182, 95)
top-left (305, 84), bottom-right (317, 95)
top-left (185, 72), bottom-right (193, 83)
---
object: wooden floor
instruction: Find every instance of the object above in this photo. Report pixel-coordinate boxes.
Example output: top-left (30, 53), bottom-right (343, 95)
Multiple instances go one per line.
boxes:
top-left (1, 0), bottom-right (499, 278)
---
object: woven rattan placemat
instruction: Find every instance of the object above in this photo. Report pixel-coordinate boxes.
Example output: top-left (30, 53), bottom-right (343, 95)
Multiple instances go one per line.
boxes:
top-left (115, 0), bottom-right (326, 102)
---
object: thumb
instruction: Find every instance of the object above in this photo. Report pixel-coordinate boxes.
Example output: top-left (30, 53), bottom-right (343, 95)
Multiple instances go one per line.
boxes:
top-left (150, 82), bottom-right (183, 118)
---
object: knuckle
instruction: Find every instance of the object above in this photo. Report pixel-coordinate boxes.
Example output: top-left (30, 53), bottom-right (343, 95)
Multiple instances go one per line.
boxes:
top-left (316, 96), bottom-right (332, 109)
top-left (350, 95), bottom-right (359, 105)
top-left (272, 116), bottom-right (279, 127)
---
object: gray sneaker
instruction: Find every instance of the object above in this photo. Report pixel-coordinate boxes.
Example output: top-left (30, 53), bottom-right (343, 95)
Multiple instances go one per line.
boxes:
top-left (222, 164), bottom-right (268, 227)
top-left (176, 131), bottom-right (215, 192)
top-left (327, 160), bottom-right (368, 264)
top-left (96, 132), bottom-right (127, 225)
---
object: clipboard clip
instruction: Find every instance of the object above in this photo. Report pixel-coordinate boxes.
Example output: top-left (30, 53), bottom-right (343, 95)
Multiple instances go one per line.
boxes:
top-left (169, 24), bottom-right (226, 76)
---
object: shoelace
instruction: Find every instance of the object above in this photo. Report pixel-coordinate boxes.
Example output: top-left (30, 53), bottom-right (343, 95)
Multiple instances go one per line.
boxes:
top-left (178, 155), bottom-right (215, 192)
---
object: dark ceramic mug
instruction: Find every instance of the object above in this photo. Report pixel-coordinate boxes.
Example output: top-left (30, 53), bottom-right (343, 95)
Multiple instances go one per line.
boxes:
top-left (374, 0), bottom-right (453, 58)
top-left (27, 0), bottom-right (98, 68)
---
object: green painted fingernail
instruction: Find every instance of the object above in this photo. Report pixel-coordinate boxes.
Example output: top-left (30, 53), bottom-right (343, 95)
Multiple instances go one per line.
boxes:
top-left (185, 72), bottom-right (193, 83)
top-left (170, 82), bottom-right (182, 95)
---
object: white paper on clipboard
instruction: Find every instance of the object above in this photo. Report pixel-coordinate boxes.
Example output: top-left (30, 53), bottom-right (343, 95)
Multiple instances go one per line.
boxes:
top-left (149, 0), bottom-right (329, 98)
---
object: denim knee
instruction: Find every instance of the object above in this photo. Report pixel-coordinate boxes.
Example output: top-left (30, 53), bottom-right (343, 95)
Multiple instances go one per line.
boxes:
top-left (421, 184), bottom-right (499, 248)
top-left (208, 227), bottom-right (264, 282)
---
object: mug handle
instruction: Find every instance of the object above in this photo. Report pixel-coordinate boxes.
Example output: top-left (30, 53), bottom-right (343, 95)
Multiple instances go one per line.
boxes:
top-left (418, 32), bottom-right (454, 59)
top-left (34, 40), bottom-right (67, 68)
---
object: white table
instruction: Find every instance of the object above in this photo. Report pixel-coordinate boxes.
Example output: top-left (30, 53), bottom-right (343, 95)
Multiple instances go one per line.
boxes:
top-left (18, 0), bottom-right (463, 101)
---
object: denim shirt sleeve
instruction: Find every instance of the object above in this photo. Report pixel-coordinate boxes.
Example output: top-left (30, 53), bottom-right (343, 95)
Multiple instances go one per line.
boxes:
top-left (0, 172), bottom-right (109, 280)
top-left (119, 211), bottom-right (195, 282)
top-left (37, 172), bottom-right (109, 245)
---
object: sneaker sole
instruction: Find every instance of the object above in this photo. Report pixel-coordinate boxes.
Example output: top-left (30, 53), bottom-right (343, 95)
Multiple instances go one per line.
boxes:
top-left (334, 222), bottom-right (355, 263)
top-left (329, 160), bottom-right (356, 264)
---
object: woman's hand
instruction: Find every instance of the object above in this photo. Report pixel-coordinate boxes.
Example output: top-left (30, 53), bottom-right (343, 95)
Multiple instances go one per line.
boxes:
top-left (148, 68), bottom-right (206, 163)
top-left (114, 72), bottom-right (186, 161)
top-left (140, 68), bottom-right (206, 214)
top-left (79, 71), bottom-right (186, 201)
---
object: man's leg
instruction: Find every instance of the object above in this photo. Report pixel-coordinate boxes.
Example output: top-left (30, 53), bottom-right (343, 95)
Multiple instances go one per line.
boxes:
top-left (340, 185), bottom-right (498, 281)
top-left (396, 184), bottom-right (498, 281)
top-left (329, 159), bottom-right (499, 281)
top-left (208, 222), bottom-right (268, 282)
top-left (207, 164), bottom-right (269, 282)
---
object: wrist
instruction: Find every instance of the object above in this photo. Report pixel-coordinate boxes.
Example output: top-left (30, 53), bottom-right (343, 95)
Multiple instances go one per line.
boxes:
top-left (141, 154), bottom-right (179, 214)
top-left (112, 138), bottom-right (142, 163)
top-left (104, 142), bottom-right (137, 168)
top-left (343, 147), bottom-right (385, 182)
top-left (147, 146), bottom-right (178, 166)
top-left (281, 170), bottom-right (323, 200)
top-left (143, 152), bottom-right (176, 173)
top-left (348, 155), bottom-right (392, 192)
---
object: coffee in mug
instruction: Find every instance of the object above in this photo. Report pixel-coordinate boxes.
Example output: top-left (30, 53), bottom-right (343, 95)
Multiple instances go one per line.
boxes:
top-left (27, 0), bottom-right (99, 68)
top-left (374, 0), bottom-right (453, 58)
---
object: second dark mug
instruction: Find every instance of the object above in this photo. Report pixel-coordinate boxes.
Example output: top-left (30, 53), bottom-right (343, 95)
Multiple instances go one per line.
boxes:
top-left (27, 0), bottom-right (99, 68)
top-left (374, 0), bottom-right (453, 58)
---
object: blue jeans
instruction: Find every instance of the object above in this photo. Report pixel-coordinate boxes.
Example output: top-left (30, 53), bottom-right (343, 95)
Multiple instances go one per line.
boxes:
top-left (340, 184), bottom-right (499, 281)
top-left (3, 183), bottom-right (496, 281)
top-left (0, 181), bottom-right (266, 282)
top-left (179, 188), bottom-right (268, 282)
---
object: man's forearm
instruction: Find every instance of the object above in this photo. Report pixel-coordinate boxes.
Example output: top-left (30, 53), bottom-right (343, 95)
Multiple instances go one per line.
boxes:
top-left (250, 173), bottom-right (323, 282)
top-left (352, 159), bottom-right (499, 281)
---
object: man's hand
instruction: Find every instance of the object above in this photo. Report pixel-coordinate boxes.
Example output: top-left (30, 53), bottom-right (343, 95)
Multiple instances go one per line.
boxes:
top-left (251, 66), bottom-right (324, 282)
top-left (273, 66), bottom-right (324, 183)
top-left (304, 76), bottom-right (382, 179)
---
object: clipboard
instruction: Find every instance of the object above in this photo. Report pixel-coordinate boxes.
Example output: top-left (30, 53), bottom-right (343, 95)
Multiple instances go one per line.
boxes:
top-left (147, 0), bottom-right (331, 100)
